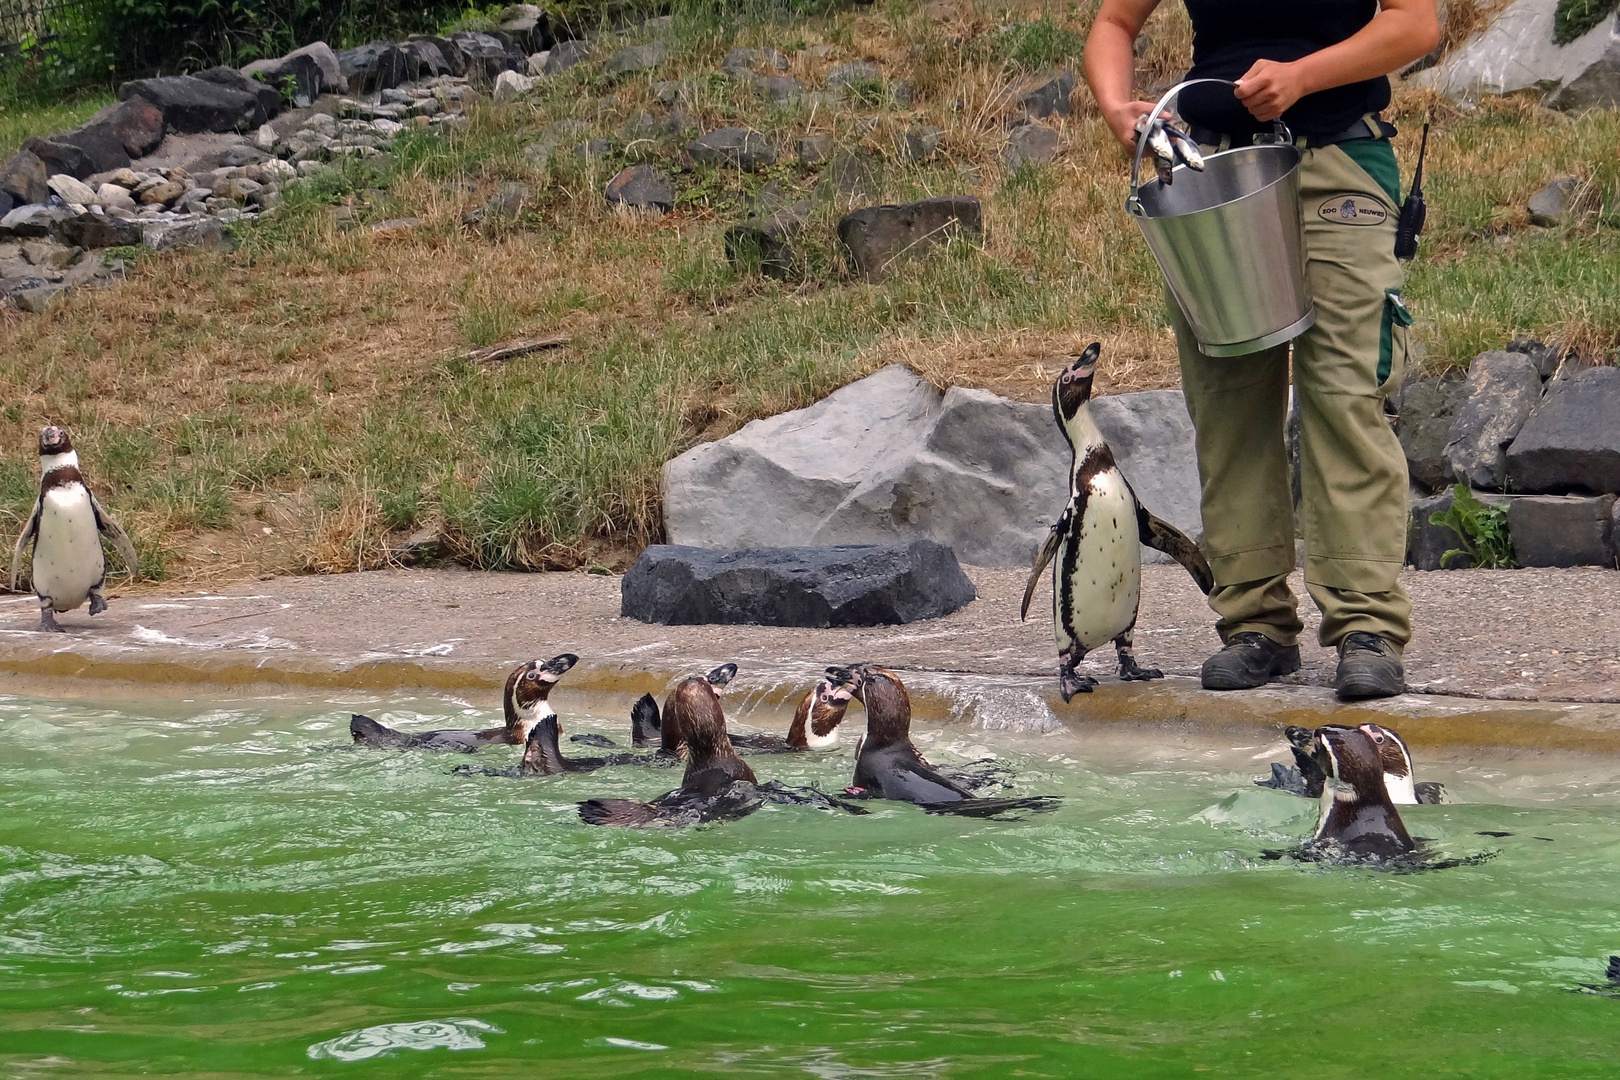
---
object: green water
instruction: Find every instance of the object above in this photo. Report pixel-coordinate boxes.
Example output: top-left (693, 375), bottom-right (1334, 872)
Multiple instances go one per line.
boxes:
top-left (4, 689), bottom-right (1620, 1078)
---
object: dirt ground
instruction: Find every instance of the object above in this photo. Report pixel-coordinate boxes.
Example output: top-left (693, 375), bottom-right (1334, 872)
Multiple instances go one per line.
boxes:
top-left (2, 563), bottom-right (1614, 704)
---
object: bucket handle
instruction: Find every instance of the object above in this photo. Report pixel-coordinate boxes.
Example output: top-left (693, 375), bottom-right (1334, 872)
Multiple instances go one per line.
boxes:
top-left (1125, 78), bottom-right (1294, 215)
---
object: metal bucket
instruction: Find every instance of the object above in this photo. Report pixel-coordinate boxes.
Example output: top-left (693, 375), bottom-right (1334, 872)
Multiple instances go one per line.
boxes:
top-left (1126, 80), bottom-right (1314, 357)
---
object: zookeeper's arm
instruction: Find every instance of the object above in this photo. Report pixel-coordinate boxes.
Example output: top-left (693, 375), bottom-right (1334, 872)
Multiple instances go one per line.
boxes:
top-left (1231, 0), bottom-right (1440, 122)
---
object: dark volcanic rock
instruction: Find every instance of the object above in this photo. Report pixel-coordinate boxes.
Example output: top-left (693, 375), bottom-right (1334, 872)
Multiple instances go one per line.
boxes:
top-left (816, 150), bottom-right (879, 202)
top-left (498, 3), bottom-right (549, 52)
top-left (725, 200), bottom-right (810, 278)
top-left (338, 43), bottom-right (410, 93)
top-left (542, 37), bottom-right (591, 74)
top-left (620, 541), bottom-right (977, 627)
top-left (1505, 366), bottom-right (1620, 494)
top-left (118, 74), bottom-right (266, 134)
top-left (1003, 122), bottom-right (1058, 167)
top-left (1508, 494), bottom-right (1616, 567)
top-left (195, 66), bottom-right (281, 120)
top-left (836, 196), bottom-right (981, 282)
top-left (893, 125), bottom-right (942, 162)
top-left (605, 41), bottom-right (665, 76)
top-left (243, 50), bottom-right (324, 107)
top-left (1442, 350), bottom-right (1542, 490)
top-left (798, 133), bottom-right (834, 164)
top-left (1394, 372), bottom-right (1467, 492)
top-left (1506, 336), bottom-right (1563, 381)
top-left (56, 211), bottom-right (140, 249)
top-left (83, 97), bottom-right (165, 158)
top-left (686, 127), bottom-right (776, 171)
top-left (1017, 69), bottom-right (1074, 118)
top-left (604, 164), bottom-right (674, 213)
top-left (20, 137), bottom-right (93, 179)
top-left (403, 39), bottom-right (452, 81)
top-left (411, 34), bottom-right (466, 77)
top-left (62, 123), bottom-right (133, 174)
top-left (143, 216), bottom-right (230, 252)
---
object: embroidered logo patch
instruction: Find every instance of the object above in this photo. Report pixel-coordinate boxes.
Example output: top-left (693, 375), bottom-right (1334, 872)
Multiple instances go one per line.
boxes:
top-left (1318, 196), bottom-right (1388, 225)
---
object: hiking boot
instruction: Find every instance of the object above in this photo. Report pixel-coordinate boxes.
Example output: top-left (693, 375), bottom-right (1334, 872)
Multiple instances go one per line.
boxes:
top-left (1334, 632), bottom-right (1405, 700)
top-left (1200, 632), bottom-right (1302, 690)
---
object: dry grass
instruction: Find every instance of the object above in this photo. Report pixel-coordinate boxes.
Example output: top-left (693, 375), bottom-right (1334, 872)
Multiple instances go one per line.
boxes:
top-left (0, 0), bottom-right (1614, 588)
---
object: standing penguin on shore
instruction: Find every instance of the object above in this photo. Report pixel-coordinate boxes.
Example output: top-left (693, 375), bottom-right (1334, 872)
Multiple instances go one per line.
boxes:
top-left (9, 426), bottom-right (138, 632)
top-left (1021, 344), bottom-right (1214, 700)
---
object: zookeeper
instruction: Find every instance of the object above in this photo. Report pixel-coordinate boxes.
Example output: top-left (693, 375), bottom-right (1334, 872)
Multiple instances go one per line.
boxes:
top-left (1083, 0), bottom-right (1441, 700)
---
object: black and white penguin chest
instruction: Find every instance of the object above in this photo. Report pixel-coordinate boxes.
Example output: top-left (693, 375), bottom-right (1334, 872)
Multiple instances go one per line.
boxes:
top-left (33, 461), bottom-right (105, 611)
top-left (1053, 440), bottom-right (1141, 654)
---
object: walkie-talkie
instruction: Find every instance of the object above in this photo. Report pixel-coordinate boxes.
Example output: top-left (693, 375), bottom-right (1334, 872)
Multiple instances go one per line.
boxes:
top-left (1394, 122), bottom-right (1429, 261)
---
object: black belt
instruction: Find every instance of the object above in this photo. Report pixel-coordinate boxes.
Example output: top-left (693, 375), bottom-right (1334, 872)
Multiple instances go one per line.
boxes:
top-left (1188, 116), bottom-right (1398, 150)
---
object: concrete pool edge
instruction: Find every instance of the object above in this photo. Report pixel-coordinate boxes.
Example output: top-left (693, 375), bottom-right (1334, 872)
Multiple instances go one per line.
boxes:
top-left (1, 647), bottom-right (1617, 755)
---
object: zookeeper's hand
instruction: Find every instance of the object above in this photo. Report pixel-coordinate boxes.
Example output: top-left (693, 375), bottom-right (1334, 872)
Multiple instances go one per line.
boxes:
top-left (1104, 100), bottom-right (1162, 148)
top-left (1234, 59), bottom-right (1310, 122)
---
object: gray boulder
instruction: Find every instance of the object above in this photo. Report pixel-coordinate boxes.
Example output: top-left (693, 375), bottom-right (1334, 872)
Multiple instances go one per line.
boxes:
top-left (20, 136), bottom-right (96, 180)
top-left (56, 211), bottom-right (140, 249)
top-left (411, 34), bottom-right (466, 77)
top-left (1004, 123), bottom-right (1059, 168)
top-left (242, 50), bottom-right (324, 107)
top-left (621, 541), bottom-right (977, 627)
top-left (661, 364), bottom-right (1202, 567)
top-left (826, 60), bottom-right (880, 87)
top-left (403, 39), bottom-right (452, 81)
top-left (724, 200), bottom-right (810, 279)
top-left (338, 43), bottom-right (409, 93)
top-left (0, 203), bottom-right (71, 239)
top-left (605, 164), bottom-right (674, 213)
top-left (1527, 176), bottom-right (1584, 226)
top-left (498, 4), bottom-right (548, 53)
top-left (893, 125), bottom-right (942, 162)
top-left (1442, 350), bottom-right (1542, 489)
top-left (142, 216), bottom-right (231, 253)
top-left (1420, 0), bottom-right (1620, 111)
top-left (836, 196), bottom-right (980, 282)
top-left (686, 128), bottom-right (776, 171)
top-left (117, 74), bottom-right (266, 134)
top-left (0, 150), bottom-right (48, 206)
top-left (1393, 372), bottom-right (1467, 492)
top-left (81, 97), bottom-right (165, 158)
top-left (605, 41), bottom-right (664, 76)
top-left (798, 133), bottom-right (834, 164)
top-left (193, 66), bottom-right (280, 120)
top-left (1017, 69), bottom-right (1074, 118)
top-left (752, 75), bottom-right (802, 101)
top-left (1508, 494), bottom-right (1616, 566)
top-left (1506, 336), bottom-right (1563, 380)
top-left (1505, 365), bottom-right (1620, 493)
top-left (542, 38), bottom-right (591, 74)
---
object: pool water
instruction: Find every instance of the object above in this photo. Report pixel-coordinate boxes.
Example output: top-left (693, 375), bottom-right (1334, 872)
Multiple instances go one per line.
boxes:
top-left (3, 688), bottom-right (1620, 1077)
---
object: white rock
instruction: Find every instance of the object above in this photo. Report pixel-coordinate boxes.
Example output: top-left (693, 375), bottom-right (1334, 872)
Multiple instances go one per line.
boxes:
top-left (527, 51), bottom-right (550, 76)
top-left (1419, 0), bottom-right (1620, 111)
top-left (661, 365), bottom-right (1204, 567)
top-left (253, 123), bottom-right (279, 152)
top-left (95, 183), bottom-right (137, 212)
top-left (259, 158), bottom-right (297, 182)
top-left (46, 174), bottom-right (97, 206)
top-left (371, 118), bottom-right (404, 135)
top-left (492, 69), bottom-right (535, 104)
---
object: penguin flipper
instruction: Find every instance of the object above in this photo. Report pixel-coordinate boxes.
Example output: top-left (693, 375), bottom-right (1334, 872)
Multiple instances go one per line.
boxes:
top-left (578, 798), bottom-right (661, 827)
top-left (630, 693), bottom-right (661, 748)
top-left (87, 493), bottom-right (139, 581)
top-left (1020, 510), bottom-right (1069, 621)
top-left (9, 500), bottom-right (39, 593)
top-left (350, 713), bottom-right (411, 748)
top-left (1136, 506), bottom-right (1213, 595)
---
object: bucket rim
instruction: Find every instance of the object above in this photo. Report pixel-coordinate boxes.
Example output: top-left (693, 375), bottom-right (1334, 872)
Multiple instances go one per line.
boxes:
top-left (1127, 142), bottom-right (1303, 220)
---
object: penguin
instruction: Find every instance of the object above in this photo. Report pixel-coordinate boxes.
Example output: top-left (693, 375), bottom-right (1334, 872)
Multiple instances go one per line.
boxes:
top-left (9, 426), bottom-right (138, 633)
top-left (1301, 723), bottom-right (1416, 859)
top-left (830, 664), bottom-right (1058, 818)
top-left (350, 654), bottom-right (576, 751)
top-left (458, 711), bottom-right (646, 777)
top-left (1255, 723), bottom-right (1444, 804)
top-left (1022, 344), bottom-right (1214, 701)
top-left (630, 663), bottom-right (816, 756)
top-left (786, 677), bottom-right (854, 750)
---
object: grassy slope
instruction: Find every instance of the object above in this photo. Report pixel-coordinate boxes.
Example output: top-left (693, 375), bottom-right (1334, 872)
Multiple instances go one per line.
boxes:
top-left (0, 0), bottom-right (1615, 586)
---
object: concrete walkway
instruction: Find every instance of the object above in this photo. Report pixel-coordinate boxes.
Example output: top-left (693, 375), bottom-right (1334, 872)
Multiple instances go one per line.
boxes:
top-left (1, 565), bottom-right (1616, 750)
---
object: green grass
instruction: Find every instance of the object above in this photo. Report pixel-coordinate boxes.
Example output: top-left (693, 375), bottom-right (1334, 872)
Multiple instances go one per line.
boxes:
top-left (0, 0), bottom-right (1615, 582)
top-left (0, 92), bottom-right (113, 158)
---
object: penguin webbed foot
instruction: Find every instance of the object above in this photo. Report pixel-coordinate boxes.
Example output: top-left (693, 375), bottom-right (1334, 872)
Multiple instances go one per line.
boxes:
top-left (37, 606), bottom-right (63, 633)
top-left (570, 732), bottom-right (619, 748)
top-left (1117, 656), bottom-right (1163, 682)
top-left (88, 588), bottom-right (107, 616)
top-left (1057, 664), bottom-right (1096, 702)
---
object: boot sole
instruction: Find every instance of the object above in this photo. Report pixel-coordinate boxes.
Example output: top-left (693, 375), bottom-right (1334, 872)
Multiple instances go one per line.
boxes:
top-left (1335, 673), bottom-right (1405, 701)
top-left (1201, 649), bottom-right (1301, 691)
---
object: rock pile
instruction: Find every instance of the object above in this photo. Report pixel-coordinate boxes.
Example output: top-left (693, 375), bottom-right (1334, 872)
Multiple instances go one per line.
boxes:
top-left (1397, 339), bottom-right (1620, 569)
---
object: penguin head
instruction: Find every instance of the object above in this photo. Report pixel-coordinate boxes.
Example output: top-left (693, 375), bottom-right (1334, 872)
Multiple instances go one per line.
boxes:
top-left (37, 426), bottom-right (72, 456)
top-left (1306, 725), bottom-right (1389, 802)
top-left (504, 655), bottom-right (575, 733)
top-left (703, 663), bottom-right (738, 690)
top-left (1052, 342), bottom-right (1100, 425)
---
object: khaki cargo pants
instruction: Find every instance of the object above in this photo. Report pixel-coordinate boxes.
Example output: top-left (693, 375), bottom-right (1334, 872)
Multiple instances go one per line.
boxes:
top-left (1170, 141), bottom-right (1413, 650)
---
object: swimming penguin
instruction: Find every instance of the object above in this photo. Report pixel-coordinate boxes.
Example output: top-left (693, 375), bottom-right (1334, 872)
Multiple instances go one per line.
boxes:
top-left (9, 426), bottom-right (138, 632)
top-left (459, 712), bottom-right (646, 777)
top-left (1256, 723), bottom-right (1444, 804)
top-left (1021, 344), bottom-right (1214, 701)
top-left (786, 678), bottom-right (855, 750)
top-left (350, 654), bottom-right (576, 751)
top-left (1301, 724), bottom-right (1416, 859)
top-left (629, 663), bottom-right (812, 756)
top-left (830, 664), bottom-right (1058, 818)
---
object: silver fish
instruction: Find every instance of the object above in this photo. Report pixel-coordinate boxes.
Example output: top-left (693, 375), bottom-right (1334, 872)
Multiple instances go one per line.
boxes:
top-left (1162, 120), bottom-right (1205, 171)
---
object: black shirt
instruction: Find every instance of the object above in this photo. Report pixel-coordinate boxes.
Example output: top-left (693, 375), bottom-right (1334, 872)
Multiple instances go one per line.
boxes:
top-left (1178, 0), bottom-right (1391, 140)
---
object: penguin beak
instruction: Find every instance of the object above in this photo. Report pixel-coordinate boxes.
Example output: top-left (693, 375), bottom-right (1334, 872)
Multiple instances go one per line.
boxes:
top-left (540, 653), bottom-right (578, 680)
